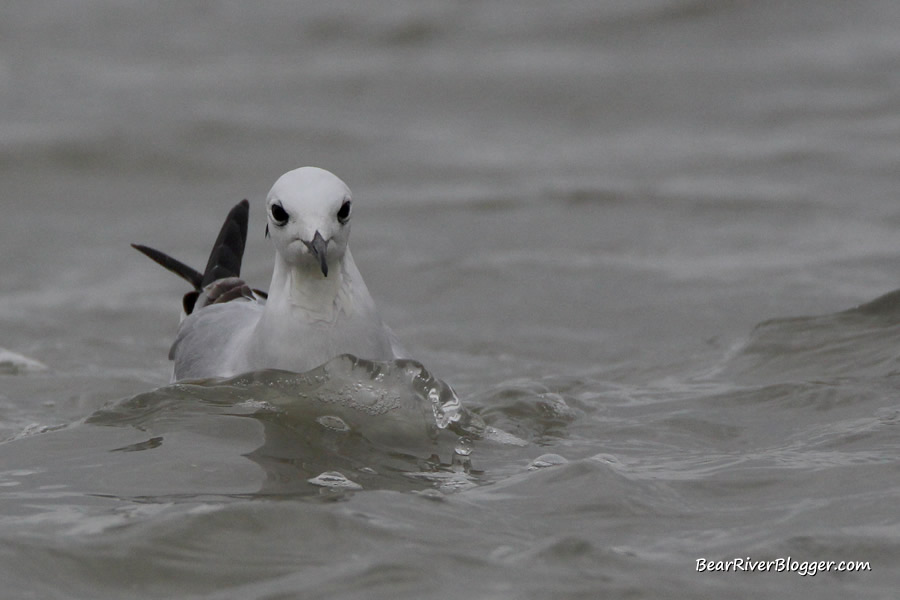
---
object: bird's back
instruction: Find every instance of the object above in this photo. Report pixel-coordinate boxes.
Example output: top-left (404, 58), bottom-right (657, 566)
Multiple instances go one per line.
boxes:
top-left (169, 300), bottom-right (263, 380)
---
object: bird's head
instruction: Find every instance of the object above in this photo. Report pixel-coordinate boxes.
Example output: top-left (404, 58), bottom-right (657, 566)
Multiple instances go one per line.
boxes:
top-left (265, 166), bottom-right (353, 277)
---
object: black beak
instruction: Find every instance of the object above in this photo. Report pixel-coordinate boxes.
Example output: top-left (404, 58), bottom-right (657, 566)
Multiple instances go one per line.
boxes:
top-left (302, 231), bottom-right (329, 277)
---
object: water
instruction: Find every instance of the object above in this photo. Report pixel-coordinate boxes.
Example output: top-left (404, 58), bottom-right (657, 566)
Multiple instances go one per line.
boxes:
top-left (2, 1), bottom-right (900, 597)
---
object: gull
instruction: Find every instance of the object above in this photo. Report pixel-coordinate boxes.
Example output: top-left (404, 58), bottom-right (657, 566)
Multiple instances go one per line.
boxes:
top-left (133, 166), bottom-right (405, 381)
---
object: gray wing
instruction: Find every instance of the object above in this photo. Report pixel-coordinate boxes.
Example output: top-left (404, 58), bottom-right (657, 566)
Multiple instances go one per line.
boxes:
top-left (169, 300), bottom-right (264, 381)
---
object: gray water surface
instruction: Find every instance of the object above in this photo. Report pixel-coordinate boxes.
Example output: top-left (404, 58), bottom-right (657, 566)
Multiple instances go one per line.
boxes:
top-left (2, 2), bottom-right (900, 598)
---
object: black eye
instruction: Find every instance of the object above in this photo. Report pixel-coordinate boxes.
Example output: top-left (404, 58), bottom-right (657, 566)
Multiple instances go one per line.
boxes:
top-left (337, 200), bottom-right (351, 224)
top-left (270, 203), bottom-right (289, 225)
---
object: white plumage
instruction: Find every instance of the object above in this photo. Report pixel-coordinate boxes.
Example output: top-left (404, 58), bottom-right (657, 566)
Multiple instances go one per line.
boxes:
top-left (136, 167), bottom-right (405, 381)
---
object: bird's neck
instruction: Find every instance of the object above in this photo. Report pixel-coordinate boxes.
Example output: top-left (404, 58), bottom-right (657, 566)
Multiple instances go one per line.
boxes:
top-left (266, 251), bottom-right (352, 322)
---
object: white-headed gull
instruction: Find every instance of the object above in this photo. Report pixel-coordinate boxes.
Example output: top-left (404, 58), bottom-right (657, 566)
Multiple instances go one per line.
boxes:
top-left (133, 166), bottom-right (405, 381)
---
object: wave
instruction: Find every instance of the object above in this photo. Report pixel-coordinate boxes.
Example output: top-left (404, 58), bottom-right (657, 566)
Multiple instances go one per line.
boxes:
top-left (0, 355), bottom-right (533, 501)
top-left (0, 348), bottom-right (47, 375)
top-left (707, 288), bottom-right (900, 384)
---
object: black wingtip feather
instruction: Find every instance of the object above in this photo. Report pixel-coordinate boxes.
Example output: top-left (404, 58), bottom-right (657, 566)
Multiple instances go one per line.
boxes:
top-left (131, 243), bottom-right (203, 289)
top-left (133, 199), bottom-right (265, 315)
top-left (201, 199), bottom-right (249, 288)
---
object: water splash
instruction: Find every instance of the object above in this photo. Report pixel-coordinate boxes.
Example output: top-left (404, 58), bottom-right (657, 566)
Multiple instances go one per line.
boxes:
top-left (226, 355), bottom-right (491, 446)
top-left (90, 355), bottom-right (494, 448)
top-left (73, 355), bottom-right (530, 496)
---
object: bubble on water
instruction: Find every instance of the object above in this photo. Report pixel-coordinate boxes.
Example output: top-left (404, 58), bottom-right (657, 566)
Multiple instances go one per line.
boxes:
top-left (451, 438), bottom-right (474, 472)
top-left (528, 454), bottom-right (568, 470)
top-left (307, 471), bottom-right (362, 490)
top-left (316, 415), bottom-right (351, 432)
top-left (453, 438), bottom-right (473, 457)
top-left (236, 399), bottom-right (276, 412)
